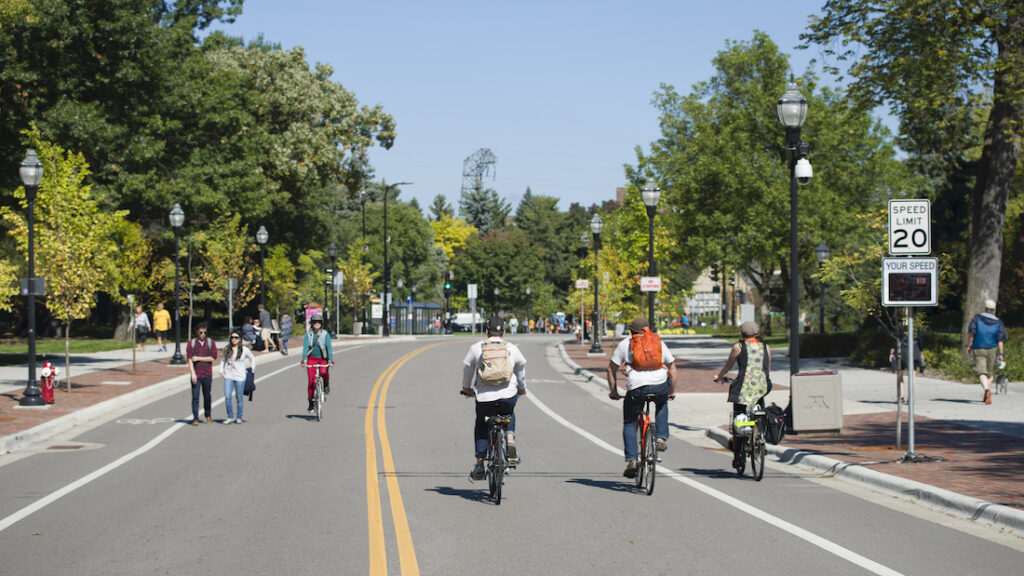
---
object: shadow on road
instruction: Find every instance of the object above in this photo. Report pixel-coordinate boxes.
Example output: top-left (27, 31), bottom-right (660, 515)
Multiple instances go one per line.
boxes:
top-left (565, 477), bottom-right (638, 493)
top-left (425, 485), bottom-right (492, 503)
top-left (678, 467), bottom-right (739, 480)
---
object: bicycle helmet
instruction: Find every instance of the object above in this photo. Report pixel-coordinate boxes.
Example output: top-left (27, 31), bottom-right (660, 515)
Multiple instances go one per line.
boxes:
top-left (310, 312), bottom-right (324, 323)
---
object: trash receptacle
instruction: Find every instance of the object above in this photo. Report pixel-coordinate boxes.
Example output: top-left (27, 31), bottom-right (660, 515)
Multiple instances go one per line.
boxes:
top-left (791, 371), bottom-right (842, 432)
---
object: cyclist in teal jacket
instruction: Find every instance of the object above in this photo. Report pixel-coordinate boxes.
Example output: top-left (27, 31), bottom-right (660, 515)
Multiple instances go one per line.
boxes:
top-left (301, 313), bottom-right (334, 413)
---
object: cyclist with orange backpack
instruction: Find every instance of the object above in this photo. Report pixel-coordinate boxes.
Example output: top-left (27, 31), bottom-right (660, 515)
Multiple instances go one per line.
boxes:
top-left (461, 316), bottom-right (528, 481)
top-left (606, 316), bottom-right (677, 478)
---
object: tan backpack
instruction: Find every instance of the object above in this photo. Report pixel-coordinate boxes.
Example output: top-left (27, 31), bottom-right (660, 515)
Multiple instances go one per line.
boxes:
top-left (477, 340), bottom-right (514, 385)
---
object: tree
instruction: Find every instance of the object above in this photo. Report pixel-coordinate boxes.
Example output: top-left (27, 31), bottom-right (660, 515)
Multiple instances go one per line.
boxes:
top-left (337, 243), bottom-right (377, 329)
top-left (1, 134), bottom-right (148, 390)
top-left (634, 32), bottom-right (913, 329)
top-left (429, 194), bottom-right (454, 221)
top-left (514, 190), bottom-right (578, 292)
top-left (191, 213), bottom-right (259, 321)
top-left (430, 215), bottom-right (477, 262)
top-left (459, 183), bottom-right (509, 233)
top-left (802, 1), bottom-right (1024, 346)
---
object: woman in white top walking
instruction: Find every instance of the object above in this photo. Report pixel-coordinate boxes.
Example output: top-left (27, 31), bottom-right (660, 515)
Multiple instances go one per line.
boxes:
top-left (220, 328), bottom-right (256, 424)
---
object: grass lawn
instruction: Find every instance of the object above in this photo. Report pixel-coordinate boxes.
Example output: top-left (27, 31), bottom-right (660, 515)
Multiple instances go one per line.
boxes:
top-left (0, 338), bottom-right (134, 366)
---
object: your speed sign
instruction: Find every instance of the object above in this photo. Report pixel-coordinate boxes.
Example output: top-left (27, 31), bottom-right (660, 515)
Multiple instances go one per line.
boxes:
top-left (888, 199), bottom-right (930, 255)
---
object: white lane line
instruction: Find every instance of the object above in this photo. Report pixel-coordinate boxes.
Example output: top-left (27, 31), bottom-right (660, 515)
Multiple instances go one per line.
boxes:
top-left (0, 361), bottom-right (299, 534)
top-left (525, 391), bottom-right (905, 576)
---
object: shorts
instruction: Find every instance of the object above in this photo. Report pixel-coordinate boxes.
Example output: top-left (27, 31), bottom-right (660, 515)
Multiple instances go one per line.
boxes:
top-left (154, 329), bottom-right (168, 339)
top-left (971, 347), bottom-right (998, 377)
top-left (134, 327), bottom-right (148, 344)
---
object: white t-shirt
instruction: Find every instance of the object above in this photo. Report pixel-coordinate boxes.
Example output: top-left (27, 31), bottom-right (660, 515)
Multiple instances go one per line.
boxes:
top-left (461, 337), bottom-right (527, 402)
top-left (220, 346), bottom-right (256, 382)
top-left (609, 336), bottom-right (674, 391)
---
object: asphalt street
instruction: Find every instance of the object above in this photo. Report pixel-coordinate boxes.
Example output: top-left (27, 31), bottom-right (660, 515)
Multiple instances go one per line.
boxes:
top-left (0, 335), bottom-right (1020, 575)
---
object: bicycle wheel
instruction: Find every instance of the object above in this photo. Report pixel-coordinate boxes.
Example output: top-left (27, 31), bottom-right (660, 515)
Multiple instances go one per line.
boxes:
top-left (734, 436), bottom-right (747, 476)
top-left (643, 423), bottom-right (656, 495)
top-left (491, 431), bottom-right (505, 505)
top-left (315, 376), bottom-right (323, 422)
top-left (751, 426), bottom-right (765, 481)
top-left (634, 419), bottom-right (645, 489)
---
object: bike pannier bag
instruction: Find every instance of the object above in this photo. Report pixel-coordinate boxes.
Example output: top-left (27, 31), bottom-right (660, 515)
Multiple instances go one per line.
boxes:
top-left (764, 403), bottom-right (786, 445)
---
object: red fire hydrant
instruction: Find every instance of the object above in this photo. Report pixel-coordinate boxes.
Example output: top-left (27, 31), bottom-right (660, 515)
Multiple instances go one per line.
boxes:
top-left (40, 360), bottom-right (58, 404)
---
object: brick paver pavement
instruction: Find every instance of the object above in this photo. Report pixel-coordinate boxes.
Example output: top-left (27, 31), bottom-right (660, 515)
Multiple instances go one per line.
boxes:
top-left (562, 339), bottom-right (1024, 511)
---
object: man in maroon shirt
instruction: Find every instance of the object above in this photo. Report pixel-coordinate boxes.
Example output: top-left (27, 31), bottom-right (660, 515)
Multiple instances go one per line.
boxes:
top-left (186, 323), bottom-right (218, 425)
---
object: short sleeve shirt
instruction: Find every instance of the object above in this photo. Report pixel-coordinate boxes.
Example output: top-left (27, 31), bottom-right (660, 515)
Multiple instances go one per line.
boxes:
top-left (610, 336), bottom-right (674, 391)
top-left (186, 337), bottom-right (218, 379)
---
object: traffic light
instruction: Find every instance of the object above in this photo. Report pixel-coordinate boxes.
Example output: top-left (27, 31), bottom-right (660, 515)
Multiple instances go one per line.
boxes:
top-left (710, 264), bottom-right (719, 283)
top-left (444, 271), bottom-right (452, 296)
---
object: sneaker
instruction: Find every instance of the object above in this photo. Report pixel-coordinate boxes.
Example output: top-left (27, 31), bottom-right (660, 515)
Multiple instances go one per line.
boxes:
top-left (235, 418), bottom-right (243, 424)
top-left (223, 418), bottom-right (234, 424)
top-left (324, 383), bottom-right (331, 395)
top-left (307, 399), bottom-right (315, 413)
top-left (655, 438), bottom-right (668, 452)
top-left (190, 419), bottom-right (200, 426)
top-left (733, 452), bottom-right (744, 469)
top-left (470, 463), bottom-right (486, 481)
top-left (507, 440), bottom-right (518, 461)
top-left (984, 389), bottom-right (992, 405)
top-left (206, 416), bottom-right (213, 423)
top-left (623, 461), bottom-right (638, 478)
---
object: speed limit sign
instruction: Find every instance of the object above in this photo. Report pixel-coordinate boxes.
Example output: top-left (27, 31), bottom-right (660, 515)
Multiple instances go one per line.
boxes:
top-left (888, 199), bottom-right (930, 255)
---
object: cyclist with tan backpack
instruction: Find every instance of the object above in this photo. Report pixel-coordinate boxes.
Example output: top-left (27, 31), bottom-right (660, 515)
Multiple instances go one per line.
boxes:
top-left (606, 317), bottom-right (677, 478)
top-left (461, 316), bottom-right (528, 481)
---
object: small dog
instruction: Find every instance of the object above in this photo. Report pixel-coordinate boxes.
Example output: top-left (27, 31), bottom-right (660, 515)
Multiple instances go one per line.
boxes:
top-left (994, 374), bottom-right (1008, 395)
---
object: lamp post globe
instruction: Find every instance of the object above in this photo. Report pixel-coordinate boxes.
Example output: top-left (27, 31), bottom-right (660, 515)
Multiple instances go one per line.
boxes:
top-left (168, 203), bottom-right (187, 365)
top-left (589, 214), bottom-right (604, 354)
top-left (815, 241), bottom-right (830, 335)
top-left (778, 79), bottom-right (808, 378)
top-left (18, 150), bottom-right (45, 405)
top-left (641, 178), bottom-right (661, 330)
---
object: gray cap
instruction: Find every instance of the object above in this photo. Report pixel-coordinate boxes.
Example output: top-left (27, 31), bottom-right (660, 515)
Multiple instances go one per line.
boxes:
top-left (740, 321), bottom-right (759, 337)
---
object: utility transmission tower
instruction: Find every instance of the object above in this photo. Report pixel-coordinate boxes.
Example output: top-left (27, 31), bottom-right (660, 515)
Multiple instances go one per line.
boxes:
top-left (461, 148), bottom-right (497, 194)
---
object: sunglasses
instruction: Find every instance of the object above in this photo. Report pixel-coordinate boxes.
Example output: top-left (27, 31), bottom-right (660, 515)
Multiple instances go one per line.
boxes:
top-left (230, 335), bottom-right (240, 339)
top-left (197, 331), bottom-right (207, 335)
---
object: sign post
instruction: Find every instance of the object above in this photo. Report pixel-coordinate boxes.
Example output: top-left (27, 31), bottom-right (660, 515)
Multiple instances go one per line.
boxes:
top-left (576, 280), bottom-right (589, 340)
top-left (885, 199), bottom-right (934, 462)
top-left (468, 284), bottom-right (478, 335)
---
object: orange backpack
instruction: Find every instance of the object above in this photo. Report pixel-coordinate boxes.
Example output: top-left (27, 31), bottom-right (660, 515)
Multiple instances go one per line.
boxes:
top-left (629, 328), bottom-right (663, 371)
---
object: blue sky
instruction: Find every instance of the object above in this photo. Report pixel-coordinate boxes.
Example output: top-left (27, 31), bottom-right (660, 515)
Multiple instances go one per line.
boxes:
top-left (210, 0), bottom-right (829, 211)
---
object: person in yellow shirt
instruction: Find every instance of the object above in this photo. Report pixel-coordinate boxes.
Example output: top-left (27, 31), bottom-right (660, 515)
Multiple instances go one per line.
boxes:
top-left (153, 302), bottom-right (172, 352)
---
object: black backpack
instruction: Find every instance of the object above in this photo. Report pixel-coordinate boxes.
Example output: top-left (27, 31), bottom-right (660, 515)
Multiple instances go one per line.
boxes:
top-left (764, 403), bottom-right (786, 445)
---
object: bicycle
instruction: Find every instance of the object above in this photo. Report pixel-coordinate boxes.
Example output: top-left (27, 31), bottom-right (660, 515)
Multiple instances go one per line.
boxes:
top-left (634, 393), bottom-right (658, 495)
top-left (302, 362), bottom-right (328, 422)
top-left (722, 377), bottom-right (765, 481)
top-left (461, 390), bottom-right (517, 505)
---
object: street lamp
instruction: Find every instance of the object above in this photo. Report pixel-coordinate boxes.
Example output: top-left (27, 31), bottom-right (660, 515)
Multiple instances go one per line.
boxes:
top-left (493, 287), bottom-right (499, 313)
top-left (815, 240), bottom-right (830, 335)
top-left (382, 181), bottom-right (412, 337)
top-left (18, 149), bottom-right (44, 405)
top-left (778, 79), bottom-right (810, 377)
top-left (525, 286), bottom-right (531, 333)
top-left (589, 213), bottom-right (604, 354)
top-left (169, 204), bottom-right (186, 365)
top-left (328, 242), bottom-right (337, 335)
top-left (641, 177), bottom-right (661, 331)
top-left (256, 225), bottom-right (268, 309)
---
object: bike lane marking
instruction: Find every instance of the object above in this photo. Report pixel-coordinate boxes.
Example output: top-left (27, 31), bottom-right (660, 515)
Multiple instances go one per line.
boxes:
top-left (365, 343), bottom-right (442, 576)
top-left (525, 389), bottom-right (905, 576)
top-left (0, 361), bottom-right (298, 534)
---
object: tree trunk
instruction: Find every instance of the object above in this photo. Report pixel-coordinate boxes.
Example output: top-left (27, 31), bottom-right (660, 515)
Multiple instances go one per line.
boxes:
top-left (961, 19), bottom-right (1024, 353)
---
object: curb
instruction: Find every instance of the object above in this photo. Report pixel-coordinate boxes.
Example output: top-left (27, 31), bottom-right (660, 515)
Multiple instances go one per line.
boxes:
top-left (555, 343), bottom-right (1024, 532)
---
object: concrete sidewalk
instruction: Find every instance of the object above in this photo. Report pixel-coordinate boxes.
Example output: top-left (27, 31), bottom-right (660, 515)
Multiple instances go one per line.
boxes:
top-left (559, 333), bottom-right (1024, 532)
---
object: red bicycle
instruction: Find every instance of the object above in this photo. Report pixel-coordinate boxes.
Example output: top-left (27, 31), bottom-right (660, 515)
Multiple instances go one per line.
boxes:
top-left (634, 393), bottom-right (657, 495)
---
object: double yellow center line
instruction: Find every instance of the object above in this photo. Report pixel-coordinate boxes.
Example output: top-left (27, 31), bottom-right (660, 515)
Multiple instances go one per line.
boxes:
top-left (365, 343), bottom-right (442, 576)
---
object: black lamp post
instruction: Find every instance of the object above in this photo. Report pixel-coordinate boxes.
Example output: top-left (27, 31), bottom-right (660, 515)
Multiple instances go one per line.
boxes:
top-left (328, 242), bottom-right (337, 335)
top-left (361, 192), bottom-right (368, 333)
top-left (257, 225), bottom-right (268, 309)
top-left (18, 150), bottom-right (44, 406)
top-left (169, 204), bottom-right (186, 365)
top-left (641, 178), bottom-right (661, 331)
top-left (589, 214), bottom-right (604, 354)
top-left (525, 286), bottom-right (531, 333)
top-left (778, 80), bottom-right (810, 377)
top-left (815, 240), bottom-right (830, 335)
top-left (493, 287), bottom-right (499, 314)
top-left (382, 181), bottom-right (412, 337)
top-left (580, 231), bottom-right (591, 341)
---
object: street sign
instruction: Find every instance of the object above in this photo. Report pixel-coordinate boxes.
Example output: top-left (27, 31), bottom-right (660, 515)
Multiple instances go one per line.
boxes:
top-left (640, 276), bottom-right (662, 292)
top-left (888, 199), bottom-right (931, 255)
top-left (882, 257), bottom-right (938, 306)
top-left (575, 279), bottom-right (590, 289)
top-left (467, 284), bottom-right (477, 299)
top-left (333, 271), bottom-right (344, 290)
